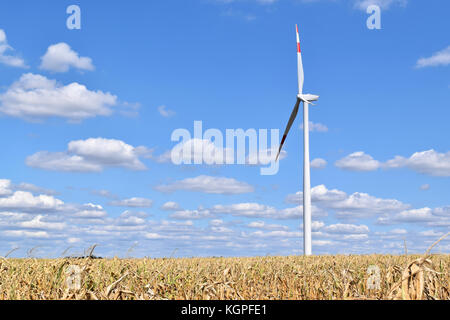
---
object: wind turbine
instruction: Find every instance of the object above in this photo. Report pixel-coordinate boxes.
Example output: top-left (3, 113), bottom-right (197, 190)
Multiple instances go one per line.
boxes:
top-left (276, 24), bottom-right (319, 256)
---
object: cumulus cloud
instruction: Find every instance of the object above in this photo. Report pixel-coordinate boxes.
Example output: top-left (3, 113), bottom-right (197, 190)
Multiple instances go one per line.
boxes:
top-left (26, 138), bottom-right (152, 172)
top-left (170, 208), bottom-right (212, 220)
top-left (157, 105), bottom-right (176, 118)
top-left (160, 201), bottom-right (181, 211)
top-left (383, 207), bottom-right (434, 223)
top-left (335, 152), bottom-right (380, 171)
top-left (0, 179), bottom-right (13, 197)
top-left (416, 46), bottom-right (450, 68)
top-left (3, 230), bottom-right (50, 239)
top-left (157, 138), bottom-right (234, 165)
top-left (286, 184), bottom-right (408, 219)
top-left (0, 191), bottom-right (64, 212)
top-left (247, 230), bottom-right (301, 239)
top-left (0, 176), bottom-right (448, 257)
top-left (155, 175), bottom-right (254, 195)
top-left (300, 121), bottom-right (329, 133)
top-left (247, 221), bottom-right (289, 231)
top-left (18, 215), bottom-right (66, 230)
top-left (210, 202), bottom-right (325, 219)
top-left (109, 197), bottom-right (153, 208)
top-left (72, 203), bottom-right (108, 219)
top-left (336, 150), bottom-right (450, 177)
top-left (354, 0), bottom-right (407, 10)
top-left (420, 230), bottom-right (444, 237)
top-left (116, 211), bottom-right (147, 226)
top-left (40, 43), bottom-right (94, 73)
top-left (323, 223), bottom-right (369, 234)
top-left (311, 158), bottom-right (327, 169)
top-left (0, 73), bottom-right (117, 122)
top-left (14, 183), bottom-right (58, 196)
top-left (385, 150), bottom-right (450, 177)
top-left (0, 29), bottom-right (27, 68)
top-left (285, 185), bottom-right (347, 204)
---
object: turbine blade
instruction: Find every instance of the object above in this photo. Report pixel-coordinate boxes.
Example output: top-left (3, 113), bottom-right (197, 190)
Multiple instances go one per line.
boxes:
top-left (276, 98), bottom-right (301, 161)
top-left (296, 25), bottom-right (304, 95)
top-left (303, 99), bottom-right (315, 106)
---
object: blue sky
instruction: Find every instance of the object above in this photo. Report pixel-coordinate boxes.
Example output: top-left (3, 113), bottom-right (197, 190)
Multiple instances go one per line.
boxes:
top-left (0, 0), bottom-right (448, 258)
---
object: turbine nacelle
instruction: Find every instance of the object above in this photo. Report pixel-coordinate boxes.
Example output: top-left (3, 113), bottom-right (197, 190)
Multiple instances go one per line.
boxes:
top-left (298, 94), bottom-right (319, 104)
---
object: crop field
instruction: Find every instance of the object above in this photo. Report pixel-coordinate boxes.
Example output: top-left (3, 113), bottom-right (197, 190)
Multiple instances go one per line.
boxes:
top-left (0, 254), bottom-right (448, 300)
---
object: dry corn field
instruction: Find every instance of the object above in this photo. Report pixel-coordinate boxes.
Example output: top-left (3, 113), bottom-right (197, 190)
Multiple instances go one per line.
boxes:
top-left (0, 254), bottom-right (448, 300)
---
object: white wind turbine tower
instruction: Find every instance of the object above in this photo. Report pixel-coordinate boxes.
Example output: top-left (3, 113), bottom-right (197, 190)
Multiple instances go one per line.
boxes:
top-left (276, 24), bottom-right (319, 256)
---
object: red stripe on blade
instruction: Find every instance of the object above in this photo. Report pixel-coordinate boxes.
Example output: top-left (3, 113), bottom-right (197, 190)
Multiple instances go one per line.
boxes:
top-left (297, 43), bottom-right (301, 53)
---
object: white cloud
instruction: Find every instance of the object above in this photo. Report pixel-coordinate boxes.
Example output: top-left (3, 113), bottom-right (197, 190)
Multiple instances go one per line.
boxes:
top-left (433, 206), bottom-right (450, 217)
top-left (67, 237), bottom-right (81, 244)
top-left (300, 121), bottom-right (328, 132)
top-left (26, 138), bottom-right (151, 172)
top-left (19, 215), bottom-right (66, 230)
top-left (420, 230), bottom-right (444, 237)
top-left (0, 191), bottom-right (64, 212)
top-left (170, 208), bottom-right (211, 220)
top-left (160, 201), bottom-right (181, 211)
top-left (311, 221), bottom-right (325, 231)
top-left (420, 184), bottom-right (430, 191)
top-left (15, 183), bottom-right (57, 196)
top-left (40, 43), bottom-right (94, 73)
top-left (337, 150), bottom-right (450, 177)
top-left (247, 230), bottom-right (301, 239)
top-left (354, 0), bottom-right (407, 10)
top-left (145, 232), bottom-right (166, 240)
top-left (311, 158), bottom-right (327, 169)
top-left (416, 46), bottom-right (450, 68)
top-left (158, 138), bottom-right (234, 165)
top-left (0, 73), bottom-right (117, 122)
top-left (0, 29), bottom-right (27, 68)
top-left (343, 234), bottom-right (368, 240)
top-left (385, 150), bottom-right (450, 177)
top-left (0, 179), bottom-right (13, 196)
top-left (116, 211), bottom-right (147, 226)
top-left (157, 105), bottom-right (175, 118)
top-left (285, 185), bottom-right (347, 204)
top-left (312, 240), bottom-right (333, 246)
top-left (247, 221), bottom-right (289, 231)
top-left (330, 192), bottom-right (407, 217)
top-left (211, 203), bottom-right (276, 218)
top-left (73, 203), bottom-right (107, 219)
top-left (109, 197), bottom-right (153, 208)
top-left (323, 223), bottom-right (369, 234)
top-left (286, 185), bottom-right (408, 219)
top-left (376, 206), bottom-right (450, 226)
top-left (155, 175), bottom-right (254, 195)
top-left (3, 230), bottom-right (50, 239)
top-left (335, 151), bottom-right (380, 171)
top-left (211, 202), bottom-right (325, 219)
top-left (389, 228), bottom-right (407, 235)
top-left (392, 207), bottom-right (434, 223)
